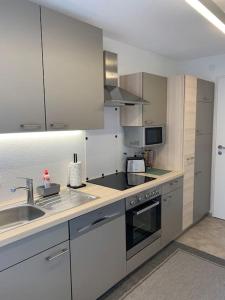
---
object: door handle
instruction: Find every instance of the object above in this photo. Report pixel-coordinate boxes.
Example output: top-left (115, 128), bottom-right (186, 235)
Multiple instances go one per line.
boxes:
top-left (218, 145), bottom-right (225, 150)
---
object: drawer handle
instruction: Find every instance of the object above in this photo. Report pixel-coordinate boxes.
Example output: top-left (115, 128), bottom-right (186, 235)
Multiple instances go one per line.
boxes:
top-left (20, 124), bottom-right (41, 130)
top-left (77, 212), bottom-right (121, 233)
top-left (46, 248), bottom-right (69, 261)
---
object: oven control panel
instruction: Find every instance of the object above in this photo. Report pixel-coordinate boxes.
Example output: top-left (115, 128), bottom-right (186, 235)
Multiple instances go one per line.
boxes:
top-left (126, 187), bottom-right (162, 210)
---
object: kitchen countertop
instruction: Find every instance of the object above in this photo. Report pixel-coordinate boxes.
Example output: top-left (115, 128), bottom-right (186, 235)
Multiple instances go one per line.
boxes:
top-left (0, 170), bottom-right (183, 248)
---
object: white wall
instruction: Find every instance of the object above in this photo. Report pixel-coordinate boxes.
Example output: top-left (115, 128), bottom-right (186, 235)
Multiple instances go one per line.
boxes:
top-left (178, 54), bottom-right (225, 81)
top-left (104, 37), bottom-right (178, 76)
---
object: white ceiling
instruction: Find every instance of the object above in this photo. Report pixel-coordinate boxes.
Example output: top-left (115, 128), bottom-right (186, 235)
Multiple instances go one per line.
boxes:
top-left (32, 0), bottom-right (225, 60)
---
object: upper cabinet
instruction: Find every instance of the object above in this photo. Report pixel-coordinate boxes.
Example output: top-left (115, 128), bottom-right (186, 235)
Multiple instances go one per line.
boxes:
top-left (0, 1), bottom-right (104, 133)
top-left (120, 72), bottom-right (167, 126)
top-left (41, 7), bottom-right (104, 130)
top-left (0, 0), bottom-right (45, 133)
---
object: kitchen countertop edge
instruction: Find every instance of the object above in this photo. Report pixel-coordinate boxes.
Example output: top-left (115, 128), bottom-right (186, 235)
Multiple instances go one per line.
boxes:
top-left (0, 171), bottom-right (183, 248)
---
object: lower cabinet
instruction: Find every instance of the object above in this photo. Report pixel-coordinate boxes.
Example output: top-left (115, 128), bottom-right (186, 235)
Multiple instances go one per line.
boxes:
top-left (69, 202), bottom-right (126, 300)
top-left (0, 241), bottom-right (71, 300)
top-left (161, 188), bottom-right (183, 246)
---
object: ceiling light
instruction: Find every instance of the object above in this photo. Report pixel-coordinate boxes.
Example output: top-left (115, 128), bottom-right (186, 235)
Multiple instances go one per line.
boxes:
top-left (186, 0), bottom-right (225, 34)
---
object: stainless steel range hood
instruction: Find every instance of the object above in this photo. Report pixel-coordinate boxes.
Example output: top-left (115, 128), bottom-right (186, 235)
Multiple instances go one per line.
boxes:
top-left (104, 51), bottom-right (149, 107)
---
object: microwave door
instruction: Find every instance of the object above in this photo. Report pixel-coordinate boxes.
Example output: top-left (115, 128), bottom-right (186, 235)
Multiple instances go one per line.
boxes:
top-left (145, 127), bottom-right (163, 146)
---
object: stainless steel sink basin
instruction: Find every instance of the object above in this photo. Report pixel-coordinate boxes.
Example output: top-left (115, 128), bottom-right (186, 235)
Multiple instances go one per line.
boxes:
top-left (0, 205), bottom-right (46, 233)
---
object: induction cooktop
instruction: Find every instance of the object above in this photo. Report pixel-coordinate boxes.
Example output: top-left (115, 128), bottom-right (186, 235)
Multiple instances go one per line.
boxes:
top-left (88, 172), bottom-right (156, 191)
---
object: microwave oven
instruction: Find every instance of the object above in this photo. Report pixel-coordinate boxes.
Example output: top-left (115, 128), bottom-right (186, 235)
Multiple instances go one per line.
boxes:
top-left (124, 125), bottom-right (166, 148)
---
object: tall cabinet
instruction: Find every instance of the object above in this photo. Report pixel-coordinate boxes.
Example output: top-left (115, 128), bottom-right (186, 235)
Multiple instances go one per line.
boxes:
top-left (194, 79), bottom-right (214, 223)
top-left (163, 76), bottom-right (214, 230)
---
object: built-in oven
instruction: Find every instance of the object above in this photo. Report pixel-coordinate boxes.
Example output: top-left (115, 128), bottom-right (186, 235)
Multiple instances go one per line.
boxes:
top-left (126, 188), bottom-right (161, 259)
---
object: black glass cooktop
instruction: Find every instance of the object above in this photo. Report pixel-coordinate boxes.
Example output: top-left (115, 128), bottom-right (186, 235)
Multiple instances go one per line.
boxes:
top-left (88, 172), bottom-right (156, 191)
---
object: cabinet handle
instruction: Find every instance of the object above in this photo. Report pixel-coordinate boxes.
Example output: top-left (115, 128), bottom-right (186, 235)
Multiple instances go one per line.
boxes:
top-left (77, 212), bottom-right (121, 233)
top-left (46, 248), bottom-right (69, 261)
top-left (186, 156), bottom-right (195, 161)
top-left (195, 171), bottom-right (202, 176)
top-left (163, 195), bottom-right (172, 202)
top-left (50, 123), bottom-right (67, 129)
top-left (144, 120), bottom-right (154, 125)
top-left (20, 124), bottom-right (41, 130)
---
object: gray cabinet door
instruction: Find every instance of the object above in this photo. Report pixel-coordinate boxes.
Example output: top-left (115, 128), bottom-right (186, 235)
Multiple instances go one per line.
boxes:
top-left (197, 79), bottom-right (214, 102)
top-left (196, 101), bottom-right (214, 135)
top-left (0, 0), bottom-right (45, 133)
top-left (194, 134), bottom-right (212, 223)
top-left (0, 241), bottom-right (71, 300)
top-left (194, 171), bottom-right (211, 223)
top-left (143, 73), bottom-right (167, 126)
top-left (41, 7), bottom-right (104, 130)
top-left (70, 215), bottom-right (126, 300)
top-left (161, 188), bottom-right (183, 246)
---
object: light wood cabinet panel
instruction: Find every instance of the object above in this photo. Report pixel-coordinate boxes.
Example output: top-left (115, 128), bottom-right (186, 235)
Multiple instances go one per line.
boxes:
top-left (183, 155), bottom-right (195, 229)
top-left (41, 7), bottom-right (104, 130)
top-left (0, 0), bottom-right (45, 133)
top-left (120, 72), bottom-right (167, 126)
top-left (182, 76), bottom-right (197, 229)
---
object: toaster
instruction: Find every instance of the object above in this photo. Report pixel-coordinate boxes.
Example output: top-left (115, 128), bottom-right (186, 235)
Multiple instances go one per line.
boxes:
top-left (126, 157), bottom-right (146, 173)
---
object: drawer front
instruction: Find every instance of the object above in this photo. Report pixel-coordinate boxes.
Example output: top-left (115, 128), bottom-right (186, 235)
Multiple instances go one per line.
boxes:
top-left (0, 222), bottom-right (69, 271)
top-left (162, 177), bottom-right (183, 195)
top-left (69, 200), bottom-right (125, 239)
top-left (0, 241), bottom-right (71, 300)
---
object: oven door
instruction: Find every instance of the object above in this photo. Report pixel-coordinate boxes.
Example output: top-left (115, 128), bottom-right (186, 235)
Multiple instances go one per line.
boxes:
top-left (126, 196), bottom-right (161, 259)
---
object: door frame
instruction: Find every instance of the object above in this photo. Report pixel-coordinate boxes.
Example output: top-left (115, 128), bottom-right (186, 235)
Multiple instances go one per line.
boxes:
top-left (211, 76), bottom-right (224, 217)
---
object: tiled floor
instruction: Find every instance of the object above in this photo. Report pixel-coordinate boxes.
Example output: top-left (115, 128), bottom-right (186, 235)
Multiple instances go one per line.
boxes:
top-left (101, 216), bottom-right (225, 299)
top-left (178, 216), bottom-right (225, 260)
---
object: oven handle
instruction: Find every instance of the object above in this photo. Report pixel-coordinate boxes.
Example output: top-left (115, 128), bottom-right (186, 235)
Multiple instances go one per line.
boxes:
top-left (134, 201), bottom-right (160, 216)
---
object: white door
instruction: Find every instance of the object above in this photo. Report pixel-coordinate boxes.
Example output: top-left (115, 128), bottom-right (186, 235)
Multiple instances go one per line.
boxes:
top-left (212, 77), bottom-right (225, 219)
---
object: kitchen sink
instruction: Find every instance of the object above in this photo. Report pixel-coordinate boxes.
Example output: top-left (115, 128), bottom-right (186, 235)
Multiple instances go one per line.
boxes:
top-left (36, 189), bottom-right (98, 213)
top-left (0, 205), bottom-right (46, 233)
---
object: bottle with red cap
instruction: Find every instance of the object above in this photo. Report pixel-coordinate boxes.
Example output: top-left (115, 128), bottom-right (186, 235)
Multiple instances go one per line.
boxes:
top-left (43, 169), bottom-right (51, 189)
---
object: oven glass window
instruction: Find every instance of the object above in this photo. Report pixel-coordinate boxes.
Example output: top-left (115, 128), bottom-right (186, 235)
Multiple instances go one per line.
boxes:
top-left (145, 127), bottom-right (162, 145)
top-left (126, 197), bottom-right (161, 251)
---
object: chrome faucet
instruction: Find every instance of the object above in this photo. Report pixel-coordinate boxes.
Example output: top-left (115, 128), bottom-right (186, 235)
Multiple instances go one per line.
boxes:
top-left (11, 178), bottom-right (34, 205)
